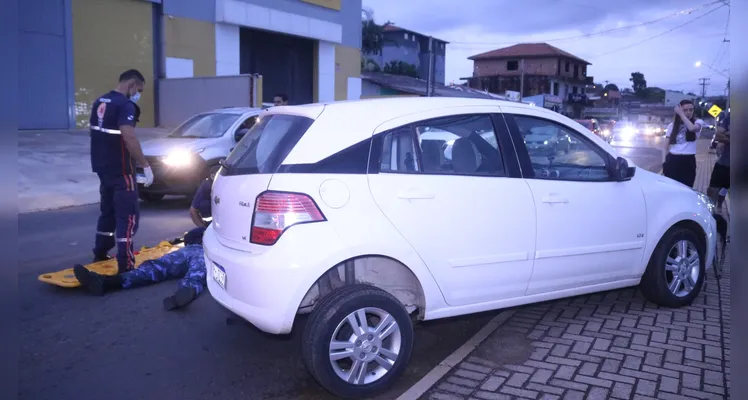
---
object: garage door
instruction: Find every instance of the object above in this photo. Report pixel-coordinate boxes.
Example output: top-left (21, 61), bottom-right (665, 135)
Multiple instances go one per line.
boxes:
top-left (239, 28), bottom-right (314, 105)
top-left (19, 0), bottom-right (70, 130)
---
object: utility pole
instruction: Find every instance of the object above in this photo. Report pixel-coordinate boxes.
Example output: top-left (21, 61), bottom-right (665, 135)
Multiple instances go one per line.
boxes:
top-left (426, 36), bottom-right (434, 97)
top-left (519, 59), bottom-right (525, 102)
top-left (698, 77), bottom-right (710, 98)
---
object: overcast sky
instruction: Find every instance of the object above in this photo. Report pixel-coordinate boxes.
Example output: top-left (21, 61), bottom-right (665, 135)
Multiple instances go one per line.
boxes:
top-left (361, 0), bottom-right (731, 96)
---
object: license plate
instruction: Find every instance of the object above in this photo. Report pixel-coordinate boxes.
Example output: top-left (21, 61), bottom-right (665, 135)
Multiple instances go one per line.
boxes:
top-left (212, 263), bottom-right (227, 290)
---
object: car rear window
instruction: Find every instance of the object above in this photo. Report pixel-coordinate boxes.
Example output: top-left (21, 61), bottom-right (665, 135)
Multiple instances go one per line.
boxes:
top-left (222, 113), bottom-right (314, 175)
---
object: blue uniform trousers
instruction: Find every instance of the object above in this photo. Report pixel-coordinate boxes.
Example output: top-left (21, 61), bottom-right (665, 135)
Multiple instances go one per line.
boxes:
top-left (93, 173), bottom-right (140, 273)
top-left (120, 244), bottom-right (207, 295)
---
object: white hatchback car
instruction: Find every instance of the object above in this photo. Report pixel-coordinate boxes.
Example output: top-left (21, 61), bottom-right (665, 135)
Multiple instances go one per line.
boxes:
top-left (203, 97), bottom-right (716, 398)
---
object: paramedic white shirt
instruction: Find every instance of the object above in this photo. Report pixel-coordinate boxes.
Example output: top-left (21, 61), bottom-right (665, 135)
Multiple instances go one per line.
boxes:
top-left (665, 119), bottom-right (704, 155)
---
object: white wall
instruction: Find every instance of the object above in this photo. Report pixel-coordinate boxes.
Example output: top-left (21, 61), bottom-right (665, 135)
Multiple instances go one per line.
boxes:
top-left (215, 0), bottom-right (342, 44)
top-left (317, 41), bottom-right (335, 102)
top-left (215, 23), bottom-right (240, 76)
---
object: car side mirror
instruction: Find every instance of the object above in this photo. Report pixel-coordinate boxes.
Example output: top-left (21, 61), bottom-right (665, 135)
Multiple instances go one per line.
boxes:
top-left (611, 157), bottom-right (635, 181)
top-left (234, 128), bottom-right (250, 142)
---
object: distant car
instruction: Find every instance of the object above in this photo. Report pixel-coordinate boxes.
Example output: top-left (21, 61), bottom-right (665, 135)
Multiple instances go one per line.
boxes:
top-left (138, 107), bottom-right (263, 202)
top-left (640, 123), bottom-right (665, 137)
top-left (521, 123), bottom-right (571, 156)
top-left (575, 118), bottom-right (612, 143)
top-left (204, 97), bottom-right (717, 399)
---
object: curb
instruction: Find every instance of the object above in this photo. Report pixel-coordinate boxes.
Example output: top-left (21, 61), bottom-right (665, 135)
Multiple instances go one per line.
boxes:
top-left (396, 310), bottom-right (517, 400)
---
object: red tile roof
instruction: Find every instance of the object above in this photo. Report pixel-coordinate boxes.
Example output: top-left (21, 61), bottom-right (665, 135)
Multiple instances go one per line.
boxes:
top-left (468, 43), bottom-right (590, 64)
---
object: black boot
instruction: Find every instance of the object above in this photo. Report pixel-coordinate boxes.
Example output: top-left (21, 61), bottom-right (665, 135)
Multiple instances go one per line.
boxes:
top-left (163, 287), bottom-right (197, 311)
top-left (73, 265), bottom-right (122, 296)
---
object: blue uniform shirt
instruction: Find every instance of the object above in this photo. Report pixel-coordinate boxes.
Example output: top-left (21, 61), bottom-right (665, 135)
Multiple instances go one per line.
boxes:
top-left (191, 179), bottom-right (212, 218)
top-left (89, 91), bottom-right (137, 175)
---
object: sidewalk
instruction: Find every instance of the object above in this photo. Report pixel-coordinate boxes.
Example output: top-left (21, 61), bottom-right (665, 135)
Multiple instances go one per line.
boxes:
top-left (18, 128), bottom-right (169, 214)
top-left (405, 149), bottom-right (731, 400)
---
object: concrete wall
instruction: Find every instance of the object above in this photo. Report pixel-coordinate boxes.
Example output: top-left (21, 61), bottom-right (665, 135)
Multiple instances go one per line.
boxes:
top-left (72, 0), bottom-right (155, 127)
top-left (163, 16), bottom-right (216, 78)
top-left (157, 75), bottom-right (254, 128)
top-left (19, 0), bottom-right (72, 129)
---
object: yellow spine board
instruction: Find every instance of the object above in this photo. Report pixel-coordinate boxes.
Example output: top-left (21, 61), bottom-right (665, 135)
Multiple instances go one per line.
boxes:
top-left (38, 241), bottom-right (185, 288)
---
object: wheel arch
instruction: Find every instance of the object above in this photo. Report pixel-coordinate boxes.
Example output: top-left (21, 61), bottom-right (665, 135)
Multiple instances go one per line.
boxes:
top-left (297, 254), bottom-right (428, 320)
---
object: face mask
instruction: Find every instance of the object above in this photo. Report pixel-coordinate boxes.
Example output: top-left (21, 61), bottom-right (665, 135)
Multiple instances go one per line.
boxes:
top-left (130, 92), bottom-right (141, 103)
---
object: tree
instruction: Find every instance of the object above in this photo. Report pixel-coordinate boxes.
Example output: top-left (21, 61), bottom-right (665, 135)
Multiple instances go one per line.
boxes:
top-left (604, 83), bottom-right (619, 92)
top-left (630, 72), bottom-right (647, 95)
top-left (383, 60), bottom-right (418, 78)
top-left (638, 87), bottom-right (665, 102)
top-left (361, 8), bottom-right (393, 56)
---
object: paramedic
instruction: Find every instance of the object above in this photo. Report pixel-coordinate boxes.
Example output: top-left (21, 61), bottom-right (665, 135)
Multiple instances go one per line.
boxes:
top-left (90, 69), bottom-right (154, 274)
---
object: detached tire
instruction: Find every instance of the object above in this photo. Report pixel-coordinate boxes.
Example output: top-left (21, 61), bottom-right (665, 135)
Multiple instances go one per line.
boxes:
top-left (302, 284), bottom-right (414, 399)
top-left (640, 227), bottom-right (705, 308)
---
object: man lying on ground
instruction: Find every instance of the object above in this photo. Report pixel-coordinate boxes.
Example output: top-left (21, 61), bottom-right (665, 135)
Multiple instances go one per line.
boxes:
top-left (73, 227), bottom-right (207, 311)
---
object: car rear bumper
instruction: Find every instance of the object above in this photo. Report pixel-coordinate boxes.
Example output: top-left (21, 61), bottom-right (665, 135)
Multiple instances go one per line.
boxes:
top-left (202, 222), bottom-right (346, 335)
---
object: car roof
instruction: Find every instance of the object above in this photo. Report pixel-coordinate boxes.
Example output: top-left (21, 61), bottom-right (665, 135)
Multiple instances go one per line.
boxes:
top-left (266, 97), bottom-right (524, 121)
top-left (208, 107), bottom-right (263, 115)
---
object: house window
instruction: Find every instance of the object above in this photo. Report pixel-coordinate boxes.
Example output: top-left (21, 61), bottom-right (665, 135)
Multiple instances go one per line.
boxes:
top-left (565, 61), bottom-right (570, 72)
top-left (412, 35), bottom-right (416, 42)
top-left (507, 61), bottom-right (519, 71)
top-left (572, 87), bottom-right (578, 94)
top-left (553, 82), bottom-right (559, 96)
top-left (404, 33), bottom-right (409, 40)
top-left (573, 65), bottom-right (579, 78)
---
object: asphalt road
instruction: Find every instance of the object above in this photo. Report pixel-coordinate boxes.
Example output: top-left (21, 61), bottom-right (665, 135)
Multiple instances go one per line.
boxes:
top-left (18, 142), bottom-right (666, 400)
top-left (18, 199), bottom-right (494, 400)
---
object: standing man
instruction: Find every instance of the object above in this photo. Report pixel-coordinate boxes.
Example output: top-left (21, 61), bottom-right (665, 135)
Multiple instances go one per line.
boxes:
top-left (90, 69), bottom-right (154, 274)
top-left (273, 93), bottom-right (289, 106)
top-left (708, 112), bottom-right (730, 212)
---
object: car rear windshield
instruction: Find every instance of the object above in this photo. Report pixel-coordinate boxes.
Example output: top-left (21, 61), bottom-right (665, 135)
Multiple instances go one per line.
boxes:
top-left (221, 113), bottom-right (314, 175)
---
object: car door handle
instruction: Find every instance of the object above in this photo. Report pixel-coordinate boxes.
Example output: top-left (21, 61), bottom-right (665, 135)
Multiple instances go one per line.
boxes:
top-left (541, 195), bottom-right (569, 204)
top-left (397, 190), bottom-right (435, 200)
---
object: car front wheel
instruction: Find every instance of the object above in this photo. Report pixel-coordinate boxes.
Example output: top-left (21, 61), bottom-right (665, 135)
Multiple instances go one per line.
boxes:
top-left (302, 284), bottom-right (414, 399)
top-left (640, 227), bottom-right (705, 307)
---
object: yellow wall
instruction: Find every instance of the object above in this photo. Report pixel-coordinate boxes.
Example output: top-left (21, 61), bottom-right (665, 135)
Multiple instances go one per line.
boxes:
top-left (334, 44), bottom-right (361, 101)
top-left (72, 0), bottom-right (154, 128)
top-left (163, 16), bottom-right (216, 77)
top-left (301, 0), bottom-right (341, 10)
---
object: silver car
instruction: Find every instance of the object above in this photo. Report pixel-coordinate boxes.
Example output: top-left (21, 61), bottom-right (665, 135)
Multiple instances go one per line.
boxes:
top-left (138, 107), bottom-right (263, 202)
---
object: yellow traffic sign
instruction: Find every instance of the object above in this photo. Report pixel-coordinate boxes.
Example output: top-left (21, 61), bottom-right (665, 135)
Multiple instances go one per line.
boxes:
top-left (708, 104), bottom-right (723, 118)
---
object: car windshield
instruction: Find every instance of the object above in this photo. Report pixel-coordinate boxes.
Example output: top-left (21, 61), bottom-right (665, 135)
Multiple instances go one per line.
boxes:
top-left (168, 113), bottom-right (242, 139)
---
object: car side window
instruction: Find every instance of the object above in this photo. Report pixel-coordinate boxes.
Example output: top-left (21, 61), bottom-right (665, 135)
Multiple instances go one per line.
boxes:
top-left (380, 114), bottom-right (505, 176)
top-left (514, 115), bottom-right (610, 182)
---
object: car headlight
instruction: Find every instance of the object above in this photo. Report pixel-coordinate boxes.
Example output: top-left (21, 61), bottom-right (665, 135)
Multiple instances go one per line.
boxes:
top-left (163, 148), bottom-right (203, 166)
top-left (543, 140), bottom-right (549, 145)
top-left (696, 192), bottom-right (716, 214)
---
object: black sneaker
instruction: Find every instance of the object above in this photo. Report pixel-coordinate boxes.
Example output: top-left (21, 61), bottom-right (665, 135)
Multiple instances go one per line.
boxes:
top-left (73, 264), bottom-right (105, 296)
top-left (163, 287), bottom-right (197, 311)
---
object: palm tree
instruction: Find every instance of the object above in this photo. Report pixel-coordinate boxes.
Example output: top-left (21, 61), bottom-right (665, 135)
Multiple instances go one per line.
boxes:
top-left (361, 8), bottom-right (392, 56)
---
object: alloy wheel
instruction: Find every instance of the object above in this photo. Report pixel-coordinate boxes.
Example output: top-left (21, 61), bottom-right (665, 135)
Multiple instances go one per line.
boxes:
top-left (664, 240), bottom-right (700, 297)
top-left (328, 307), bottom-right (402, 385)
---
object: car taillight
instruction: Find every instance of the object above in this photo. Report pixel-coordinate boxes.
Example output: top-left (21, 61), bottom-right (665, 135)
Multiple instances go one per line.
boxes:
top-left (250, 191), bottom-right (326, 245)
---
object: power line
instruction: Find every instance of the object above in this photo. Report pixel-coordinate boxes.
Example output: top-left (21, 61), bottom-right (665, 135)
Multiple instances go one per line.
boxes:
top-left (447, 0), bottom-right (723, 47)
top-left (589, 4), bottom-right (726, 58)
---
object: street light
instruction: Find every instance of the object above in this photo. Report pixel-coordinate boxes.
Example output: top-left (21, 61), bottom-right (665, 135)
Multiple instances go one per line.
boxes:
top-left (694, 61), bottom-right (729, 78)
